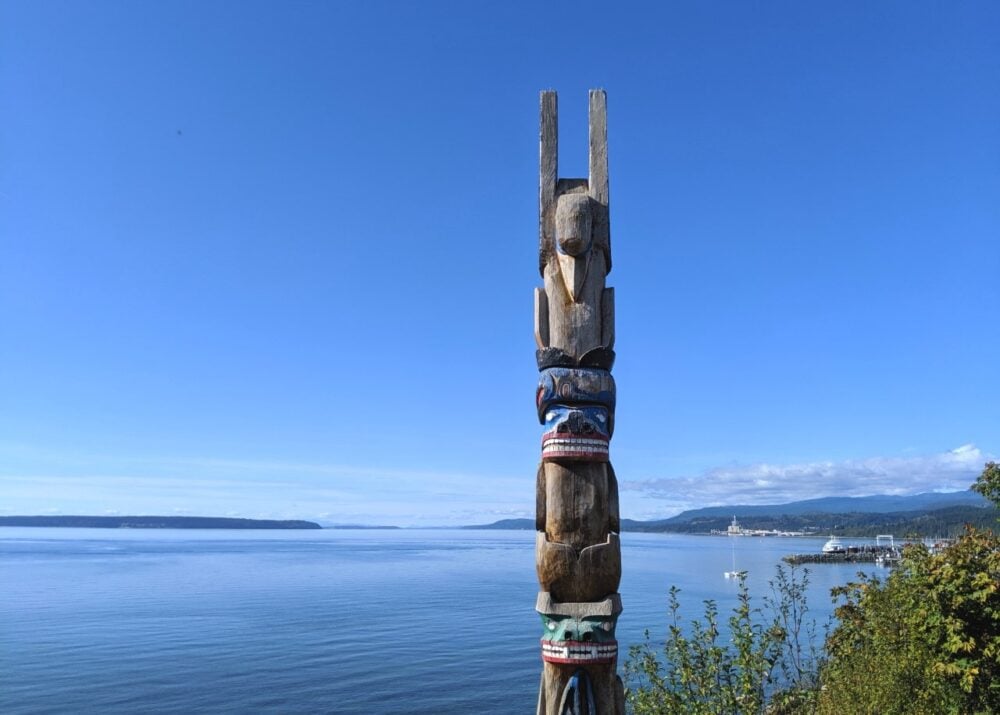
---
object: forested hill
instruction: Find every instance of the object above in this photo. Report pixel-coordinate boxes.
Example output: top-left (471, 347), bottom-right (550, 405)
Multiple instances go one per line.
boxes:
top-left (0, 516), bottom-right (322, 529)
top-left (666, 490), bottom-right (987, 521)
top-left (464, 490), bottom-right (998, 537)
top-left (622, 505), bottom-right (999, 537)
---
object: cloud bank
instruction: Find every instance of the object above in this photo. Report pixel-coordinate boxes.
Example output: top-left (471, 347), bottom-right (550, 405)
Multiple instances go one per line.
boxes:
top-left (2, 443), bottom-right (992, 526)
top-left (621, 444), bottom-right (991, 518)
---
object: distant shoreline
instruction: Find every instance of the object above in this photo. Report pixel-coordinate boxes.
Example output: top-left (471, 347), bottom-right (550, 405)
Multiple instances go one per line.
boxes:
top-left (0, 516), bottom-right (322, 530)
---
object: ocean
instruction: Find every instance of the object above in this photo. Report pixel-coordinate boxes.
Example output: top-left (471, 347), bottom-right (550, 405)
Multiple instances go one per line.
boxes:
top-left (1, 528), bottom-right (877, 714)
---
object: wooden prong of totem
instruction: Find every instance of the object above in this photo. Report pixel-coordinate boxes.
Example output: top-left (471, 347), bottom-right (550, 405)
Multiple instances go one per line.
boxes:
top-left (589, 89), bottom-right (610, 271)
top-left (588, 90), bottom-right (608, 207)
top-left (539, 91), bottom-right (558, 276)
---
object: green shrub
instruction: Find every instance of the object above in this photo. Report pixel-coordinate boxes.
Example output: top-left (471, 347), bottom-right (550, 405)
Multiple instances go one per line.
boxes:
top-left (627, 462), bottom-right (1000, 714)
top-left (818, 528), bottom-right (1000, 715)
top-left (625, 566), bottom-right (820, 714)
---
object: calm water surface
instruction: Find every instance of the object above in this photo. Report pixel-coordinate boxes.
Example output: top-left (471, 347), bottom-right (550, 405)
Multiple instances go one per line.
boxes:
top-left (1, 528), bottom-right (877, 714)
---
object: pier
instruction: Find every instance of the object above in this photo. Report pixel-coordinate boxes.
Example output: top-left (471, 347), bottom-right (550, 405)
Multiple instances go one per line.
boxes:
top-left (783, 535), bottom-right (916, 567)
top-left (783, 546), bottom-right (900, 566)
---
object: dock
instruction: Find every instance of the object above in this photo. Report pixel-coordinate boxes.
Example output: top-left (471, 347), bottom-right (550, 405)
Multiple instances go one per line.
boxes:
top-left (782, 547), bottom-right (900, 566)
top-left (783, 535), bottom-right (912, 567)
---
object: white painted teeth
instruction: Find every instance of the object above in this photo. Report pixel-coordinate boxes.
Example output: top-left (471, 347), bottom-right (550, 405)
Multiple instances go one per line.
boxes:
top-left (543, 439), bottom-right (608, 447)
top-left (541, 437), bottom-right (609, 454)
top-left (540, 640), bottom-right (618, 663)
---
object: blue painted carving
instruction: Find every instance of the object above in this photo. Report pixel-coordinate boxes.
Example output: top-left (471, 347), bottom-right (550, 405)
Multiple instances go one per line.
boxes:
top-left (536, 367), bottom-right (616, 462)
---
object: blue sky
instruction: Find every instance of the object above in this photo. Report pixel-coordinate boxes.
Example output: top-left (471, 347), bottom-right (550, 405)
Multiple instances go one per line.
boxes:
top-left (2, 1), bottom-right (998, 525)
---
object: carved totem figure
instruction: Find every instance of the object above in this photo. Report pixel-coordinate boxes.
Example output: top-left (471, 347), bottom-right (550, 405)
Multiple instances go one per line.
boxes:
top-left (534, 90), bottom-right (624, 715)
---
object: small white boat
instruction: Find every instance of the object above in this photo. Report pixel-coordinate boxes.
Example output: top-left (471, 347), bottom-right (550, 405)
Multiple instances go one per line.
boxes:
top-left (822, 535), bottom-right (846, 554)
top-left (723, 537), bottom-right (743, 578)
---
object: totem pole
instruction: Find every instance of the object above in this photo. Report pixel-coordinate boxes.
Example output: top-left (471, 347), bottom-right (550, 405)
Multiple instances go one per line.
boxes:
top-left (534, 90), bottom-right (624, 715)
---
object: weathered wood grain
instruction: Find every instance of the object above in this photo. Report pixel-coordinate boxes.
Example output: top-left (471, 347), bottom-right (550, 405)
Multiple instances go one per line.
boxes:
top-left (589, 89), bottom-right (611, 272)
top-left (534, 287), bottom-right (550, 349)
top-left (534, 90), bottom-right (622, 715)
top-left (588, 90), bottom-right (608, 207)
top-left (541, 461), bottom-right (614, 548)
top-left (542, 249), bottom-right (607, 360)
top-left (601, 287), bottom-right (615, 350)
top-left (607, 463), bottom-right (620, 535)
top-left (536, 462), bottom-right (546, 532)
top-left (535, 533), bottom-right (621, 602)
top-left (539, 91), bottom-right (558, 276)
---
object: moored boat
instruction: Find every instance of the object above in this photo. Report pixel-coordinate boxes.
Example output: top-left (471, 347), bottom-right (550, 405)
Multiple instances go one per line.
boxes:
top-left (822, 535), bottom-right (846, 554)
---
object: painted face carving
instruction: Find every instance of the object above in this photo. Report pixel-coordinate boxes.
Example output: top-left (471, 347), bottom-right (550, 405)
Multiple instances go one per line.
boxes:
top-left (536, 593), bottom-right (621, 665)
top-left (536, 367), bottom-right (615, 461)
top-left (540, 405), bottom-right (610, 461)
top-left (540, 613), bottom-right (618, 665)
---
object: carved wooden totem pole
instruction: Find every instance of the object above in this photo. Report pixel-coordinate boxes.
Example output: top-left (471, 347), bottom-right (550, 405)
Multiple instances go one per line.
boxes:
top-left (534, 90), bottom-right (624, 715)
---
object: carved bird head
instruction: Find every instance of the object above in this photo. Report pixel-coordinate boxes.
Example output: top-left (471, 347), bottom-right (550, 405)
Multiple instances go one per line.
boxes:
top-left (555, 193), bottom-right (593, 257)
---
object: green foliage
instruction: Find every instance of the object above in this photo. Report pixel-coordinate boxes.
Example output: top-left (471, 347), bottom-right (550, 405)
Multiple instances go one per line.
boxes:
top-left (817, 527), bottom-right (1000, 715)
top-left (628, 465), bottom-right (1000, 714)
top-left (766, 565), bottom-right (824, 707)
top-left (625, 567), bottom-right (819, 714)
top-left (973, 461), bottom-right (1000, 511)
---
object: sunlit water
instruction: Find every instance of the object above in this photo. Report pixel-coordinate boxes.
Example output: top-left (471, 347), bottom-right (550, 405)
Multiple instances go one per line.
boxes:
top-left (1, 528), bottom-right (878, 714)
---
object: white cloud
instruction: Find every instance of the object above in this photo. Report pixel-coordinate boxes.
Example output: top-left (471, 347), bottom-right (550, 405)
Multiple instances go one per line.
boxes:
top-left (621, 444), bottom-right (992, 518)
top-left (3, 444), bottom-right (991, 527)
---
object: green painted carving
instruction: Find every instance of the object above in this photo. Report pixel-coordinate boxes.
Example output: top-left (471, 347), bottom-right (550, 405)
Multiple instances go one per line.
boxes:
top-left (536, 592), bottom-right (621, 665)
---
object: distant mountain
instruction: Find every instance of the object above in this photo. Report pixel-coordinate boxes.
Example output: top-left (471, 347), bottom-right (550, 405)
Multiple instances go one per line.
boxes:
top-left (625, 505), bottom-right (999, 538)
top-left (322, 523), bottom-right (401, 530)
top-left (664, 490), bottom-right (987, 523)
top-left (0, 516), bottom-right (322, 529)
top-left (464, 491), bottom-right (995, 537)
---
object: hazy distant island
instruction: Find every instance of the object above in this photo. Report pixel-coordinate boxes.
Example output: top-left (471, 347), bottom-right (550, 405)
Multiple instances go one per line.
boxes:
top-left (0, 516), bottom-right (322, 529)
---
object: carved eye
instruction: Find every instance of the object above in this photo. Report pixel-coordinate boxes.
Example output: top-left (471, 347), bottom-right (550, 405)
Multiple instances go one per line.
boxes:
top-left (601, 621), bottom-right (612, 632)
top-left (547, 620), bottom-right (557, 630)
top-left (595, 413), bottom-right (607, 423)
top-left (545, 412), bottom-right (557, 422)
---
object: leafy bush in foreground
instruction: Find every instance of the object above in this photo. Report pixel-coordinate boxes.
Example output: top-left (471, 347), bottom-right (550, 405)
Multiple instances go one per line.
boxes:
top-left (626, 462), bottom-right (1000, 714)
top-left (817, 527), bottom-right (1000, 715)
top-left (625, 566), bottom-right (820, 715)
